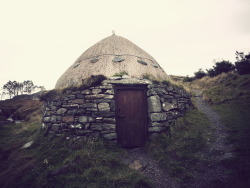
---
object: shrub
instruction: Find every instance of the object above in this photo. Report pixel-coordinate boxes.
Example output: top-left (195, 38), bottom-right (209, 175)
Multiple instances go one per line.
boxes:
top-left (235, 60), bottom-right (250, 75)
top-left (194, 69), bottom-right (206, 79)
top-left (213, 60), bottom-right (235, 75)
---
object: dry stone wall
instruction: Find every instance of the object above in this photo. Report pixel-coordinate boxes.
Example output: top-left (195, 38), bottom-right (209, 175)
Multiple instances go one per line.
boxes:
top-left (43, 79), bottom-right (191, 140)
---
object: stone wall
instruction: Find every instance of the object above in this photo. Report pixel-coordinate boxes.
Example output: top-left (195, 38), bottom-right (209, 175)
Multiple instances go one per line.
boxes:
top-left (43, 78), bottom-right (191, 140)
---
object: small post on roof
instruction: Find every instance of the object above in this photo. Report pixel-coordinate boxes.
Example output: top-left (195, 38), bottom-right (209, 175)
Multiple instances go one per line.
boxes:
top-left (112, 30), bottom-right (115, 35)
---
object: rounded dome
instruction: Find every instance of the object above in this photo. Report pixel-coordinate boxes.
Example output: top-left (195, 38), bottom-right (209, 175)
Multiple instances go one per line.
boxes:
top-left (55, 34), bottom-right (169, 89)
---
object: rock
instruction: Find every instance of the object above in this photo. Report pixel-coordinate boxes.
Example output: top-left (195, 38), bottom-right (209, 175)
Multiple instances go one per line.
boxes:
top-left (98, 103), bottom-right (110, 111)
top-left (51, 124), bottom-right (60, 131)
top-left (90, 123), bottom-right (115, 131)
top-left (129, 160), bottom-right (144, 170)
top-left (104, 89), bottom-right (114, 94)
top-left (92, 112), bottom-right (115, 118)
top-left (21, 141), bottom-right (34, 149)
top-left (103, 133), bottom-right (117, 140)
top-left (94, 99), bottom-right (111, 103)
top-left (150, 113), bottom-right (167, 122)
top-left (50, 115), bottom-right (57, 123)
top-left (122, 75), bottom-right (130, 79)
top-left (79, 116), bottom-right (95, 123)
top-left (148, 126), bottom-right (163, 132)
top-left (92, 89), bottom-right (102, 94)
top-left (79, 103), bottom-right (97, 108)
top-left (62, 116), bottom-right (74, 123)
top-left (43, 117), bottom-right (51, 123)
top-left (70, 99), bottom-right (85, 104)
top-left (102, 118), bottom-right (116, 123)
top-left (81, 89), bottom-right (92, 94)
top-left (75, 94), bottom-right (84, 99)
top-left (56, 108), bottom-right (67, 115)
top-left (162, 102), bottom-right (177, 111)
top-left (148, 95), bottom-right (162, 112)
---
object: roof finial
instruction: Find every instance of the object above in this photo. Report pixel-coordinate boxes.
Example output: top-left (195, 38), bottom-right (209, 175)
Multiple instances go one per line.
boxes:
top-left (112, 30), bottom-right (115, 35)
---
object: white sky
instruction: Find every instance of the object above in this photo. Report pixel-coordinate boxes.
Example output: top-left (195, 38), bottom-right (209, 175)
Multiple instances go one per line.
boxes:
top-left (1, 0), bottom-right (250, 90)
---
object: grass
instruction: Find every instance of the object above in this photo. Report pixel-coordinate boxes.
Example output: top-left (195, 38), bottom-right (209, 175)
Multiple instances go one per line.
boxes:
top-left (147, 106), bottom-right (211, 181)
top-left (0, 122), bottom-right (153, 188)
top-left (189, 72), bottom-right (250, 187)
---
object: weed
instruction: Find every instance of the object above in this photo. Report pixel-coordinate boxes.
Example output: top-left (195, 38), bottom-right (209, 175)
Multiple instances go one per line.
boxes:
top-left (113, 71), bottom-right (128, 77)
top-left (146, 107), bottom-right (211, 181)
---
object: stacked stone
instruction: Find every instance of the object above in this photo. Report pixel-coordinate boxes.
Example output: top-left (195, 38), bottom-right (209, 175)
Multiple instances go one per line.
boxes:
top-left (147, 84), bottom-right (190, 136)
top-left (43, 83), bottom-right (117, 140)
top-left (43, 79), bottom-right (191, 140)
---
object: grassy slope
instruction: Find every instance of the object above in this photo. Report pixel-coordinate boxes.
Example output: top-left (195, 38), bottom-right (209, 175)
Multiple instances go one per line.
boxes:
top-left (0, 123), bottom-right (152, 188)
top-left (147, 107), bottom-right (211, 182)
top-left (191, 72), bottom-right (250, 187)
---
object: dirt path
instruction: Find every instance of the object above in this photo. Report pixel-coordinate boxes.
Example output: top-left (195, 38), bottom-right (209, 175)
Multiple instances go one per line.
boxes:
top-left (123, 148), bottom-right (180, 188)
top-left (184, 90), bottom-right (233, 187)
top-left (122, 90), bottom-right (232, 188)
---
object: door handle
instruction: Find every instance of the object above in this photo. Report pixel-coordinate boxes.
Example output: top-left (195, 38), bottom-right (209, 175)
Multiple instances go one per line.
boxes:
top-left (118, 114), bottom-right (126, 118)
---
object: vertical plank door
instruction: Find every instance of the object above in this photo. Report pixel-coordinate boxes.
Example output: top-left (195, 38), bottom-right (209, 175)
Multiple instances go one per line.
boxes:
top-left (116, 87), bottom-right (147, 147)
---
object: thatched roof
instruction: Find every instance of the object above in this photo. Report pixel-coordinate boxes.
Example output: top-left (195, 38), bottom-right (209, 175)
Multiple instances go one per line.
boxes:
top-left (55, 34), bottom-right (169, 89)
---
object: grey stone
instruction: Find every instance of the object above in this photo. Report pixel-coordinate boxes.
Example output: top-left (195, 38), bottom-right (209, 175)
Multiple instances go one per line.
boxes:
top-left (103, 133), bottom-right (117, 140)
top-left (92, 112), bottom-right (115, 118)
top-left (79, 116), bottom-right (95, 123)
top-left (62, 104), bottom-right (79, 109)
top-left (100, 85), bottom-right (113, 89)
top-left (148, 127), bottom-right (163, 132)
top-left (81, 89), bottom-right (92, 94)
top-left (110, 100), bottom-right (115, 112)
top-left (148, 95), bottom-right (162, 112)
top-left (90, 123), bottom-right (116, 131)
top-left (92, 89), bottom-right (102, 94)
top-left (98, 103), bottom-right (110, 111)
top-left (104, 89), bottom-right (114, 94)
top-left (75, 130), bottom-right (92, 135)
top-left (50, 115), bottom-right (57, 123)
top-left (68, 95), bottom-right (76, 99)
top-left (94, 99), bottom-right (111, 103)
top-left (75, 124), bottom-right (82, 129)
top-left (51, 124), bottom-right (60, 131)
top-left (86, 108), bottom-right (98, 112)
top-left (56, 116), bottom-right (62, 121)
top-left (162, 102), bottom-right (177, 111)
top-left (56, 108), bottom-right (67, 115)
top-left (79, 103), bottom-right (97, 108)
top-left (152, 122), bottom-right (169, 127)
top-left (21, 141), bottom-right (34, 149)
top-left (102, 118), bottom-right (116, 123)
top-left (109, 76), bottom-right (121, 80)
top-left (75, 94), bottom-right (84, 99)
top-left (150, 113), bottom-right (167, 121)
top-left (51, 105), bottom-right (57, 111)
top-left (166, 86), bottom-right (174, 91)
top-left (43, 117), bottom-right (51, 123)
top-left (122, 75), bottom-right (130, 79)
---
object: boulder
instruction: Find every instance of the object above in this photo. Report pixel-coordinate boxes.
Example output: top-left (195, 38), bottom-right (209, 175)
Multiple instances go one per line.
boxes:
top-left (148, 95), bottom-right (162, 112)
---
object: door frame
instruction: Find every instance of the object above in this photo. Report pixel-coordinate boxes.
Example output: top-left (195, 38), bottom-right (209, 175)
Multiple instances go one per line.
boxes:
top-left (114, 84), bottom-right (148, 147)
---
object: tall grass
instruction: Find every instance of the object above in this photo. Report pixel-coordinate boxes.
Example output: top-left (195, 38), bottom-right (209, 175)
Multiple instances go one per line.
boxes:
top-left (147, 107), bottom-right (211, 181)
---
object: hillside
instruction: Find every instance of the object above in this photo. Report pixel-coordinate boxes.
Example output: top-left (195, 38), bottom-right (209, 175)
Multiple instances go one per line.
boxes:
top-left (0, 73), bottom-right (250, 187)
top-left (188, 72), bottom-right (250, 187)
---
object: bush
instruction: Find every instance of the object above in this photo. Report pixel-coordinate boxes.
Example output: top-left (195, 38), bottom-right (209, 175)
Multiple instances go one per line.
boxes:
top-left (235, 55), bottom-right (250, 75)
top-left (194, 69), bottom-right (206, 79)
top-left (183, 76), bottom-right (195, 82)
top-left (213, 60), bottom-right (235, 75)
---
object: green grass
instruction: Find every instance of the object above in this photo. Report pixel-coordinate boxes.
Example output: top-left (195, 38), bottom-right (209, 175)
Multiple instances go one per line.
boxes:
top-left (0, 123), bottom-right (153, 188)
top-left (147, 107), bottom-right (211, 181)
top-left (190, 72), bottom-right (250, 187)
top-left (212, 100), bottom-right (250, 188)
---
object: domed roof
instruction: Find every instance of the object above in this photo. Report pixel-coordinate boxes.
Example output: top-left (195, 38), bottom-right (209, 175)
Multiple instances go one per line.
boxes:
top-left (55, 34), bottom-right (169, 89)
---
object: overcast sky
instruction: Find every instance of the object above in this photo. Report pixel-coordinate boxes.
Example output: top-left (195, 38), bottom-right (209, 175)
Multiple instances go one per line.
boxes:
top-left (1, 0), bottom-right (250, 91)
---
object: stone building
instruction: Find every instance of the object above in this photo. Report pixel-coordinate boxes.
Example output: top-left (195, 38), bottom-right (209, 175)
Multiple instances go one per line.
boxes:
top-left (43, 34), bottom-right (190, 147)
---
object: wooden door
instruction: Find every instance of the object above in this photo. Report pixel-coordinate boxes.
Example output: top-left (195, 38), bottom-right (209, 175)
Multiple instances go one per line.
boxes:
top-left (115, 86), bottom-right (147, 147)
